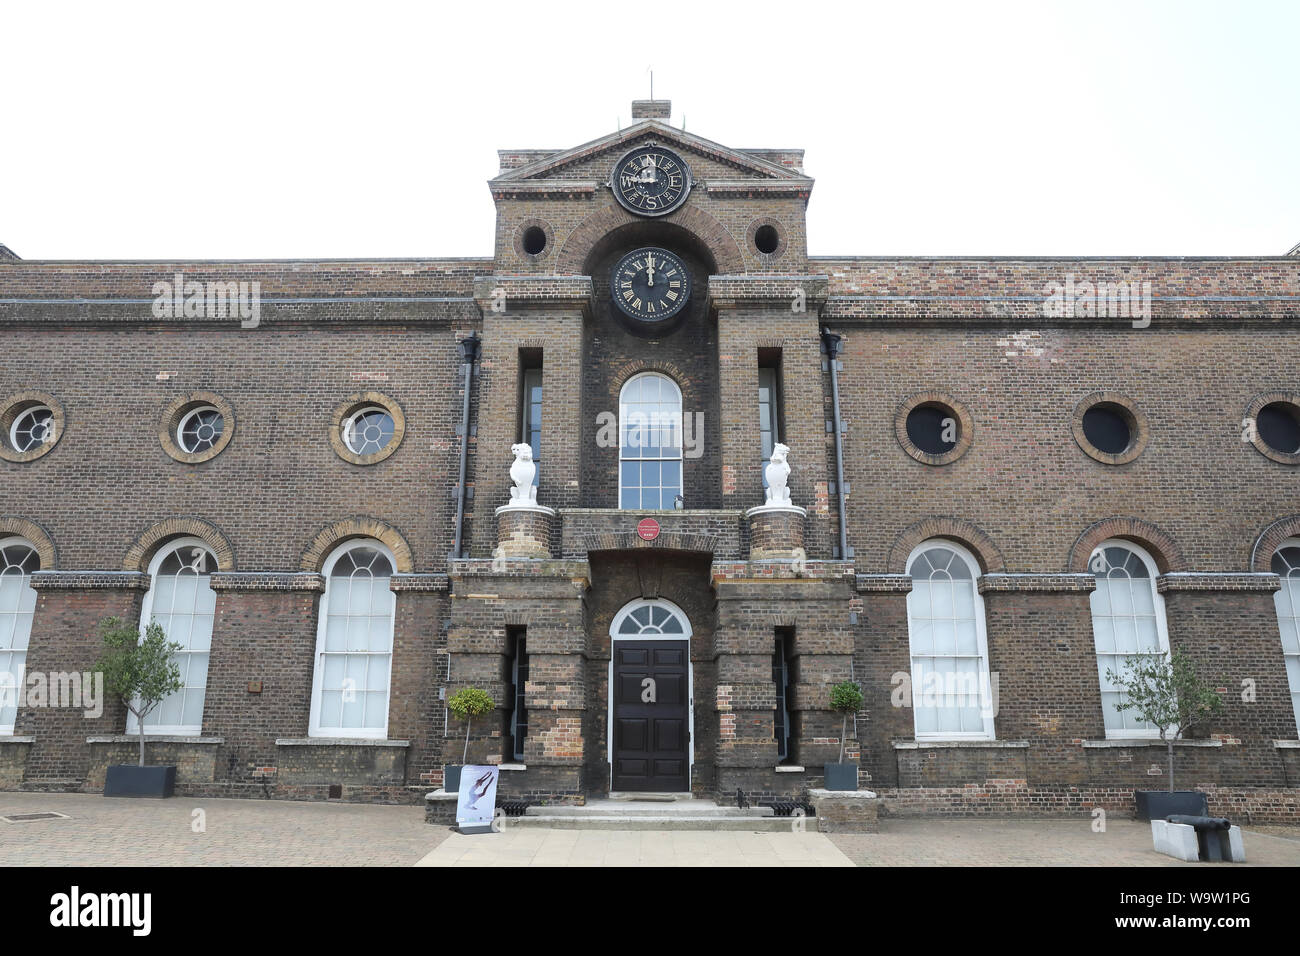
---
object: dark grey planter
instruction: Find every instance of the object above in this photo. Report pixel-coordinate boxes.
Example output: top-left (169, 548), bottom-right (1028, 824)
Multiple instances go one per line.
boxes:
top-left (1135, 790), bottom-right (1207, 821)
top-left (443, 765), bottom-right (463, 794)
top-left (104, 764), bottom-right (176, 798)
top-left (824, 762), bottom-right (859, 791)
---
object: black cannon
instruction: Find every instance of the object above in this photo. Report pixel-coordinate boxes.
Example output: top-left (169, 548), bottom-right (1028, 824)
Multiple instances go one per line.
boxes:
top-left (1165, 814), bottom-right (1236, 862)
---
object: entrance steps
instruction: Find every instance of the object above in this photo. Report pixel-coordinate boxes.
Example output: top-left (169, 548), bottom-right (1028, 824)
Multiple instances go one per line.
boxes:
top-left (512, 797), bottom-right (793, 831)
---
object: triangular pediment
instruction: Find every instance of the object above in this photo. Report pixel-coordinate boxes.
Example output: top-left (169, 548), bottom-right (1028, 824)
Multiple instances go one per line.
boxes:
top-left (492, 120), bottom-right (809, 185)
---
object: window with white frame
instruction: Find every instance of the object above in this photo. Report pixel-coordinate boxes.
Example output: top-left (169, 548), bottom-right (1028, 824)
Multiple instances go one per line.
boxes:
top-left (1088, 539), bottom-right (1170, 737)
top-left (758, 364), bottom-right (781, 488)
top-left (310, 540), bottom-right (395, 738)
top-left (130, 538), bottom-right (217, 735)
top-left (1270, 539), bottom-right (1300, 736)
top-left (0, 538), bottom-right (39, 735)
top-left (619, 372), bottom-right (683, 510)
top-left (905, 541), bottom-right (995, 739)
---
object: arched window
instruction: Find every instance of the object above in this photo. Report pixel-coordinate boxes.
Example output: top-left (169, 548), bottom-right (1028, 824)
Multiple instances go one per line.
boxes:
top-left (1270, 539), bottom-right (1300, 735)
top-left (619, 372), bottom-right (682, 510)
top-left (131, 538), bottom-right (217, 735)
top-left (310, 540), bottom-right (395, 738)
top-left (905, 541), bottom-right (995, 739)
top-left (610, 598), bottom-right (692, 637)
top-left (1088, 539), bottom-right (1170, 737)
top-left (0, 538), bottom-right (39, 735)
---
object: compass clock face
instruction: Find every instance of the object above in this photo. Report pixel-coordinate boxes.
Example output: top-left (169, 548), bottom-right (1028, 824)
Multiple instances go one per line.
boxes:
top-left (611, 247), bottom-right (692, 323)
top-left (611, 145), bottom-right (692, 217)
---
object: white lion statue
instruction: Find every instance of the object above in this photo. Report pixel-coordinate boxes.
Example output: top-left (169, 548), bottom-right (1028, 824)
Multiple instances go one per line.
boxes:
top-left (764, 443), bottom-right (792, 506)
top-left (507, 443), bottom-right (538, 506)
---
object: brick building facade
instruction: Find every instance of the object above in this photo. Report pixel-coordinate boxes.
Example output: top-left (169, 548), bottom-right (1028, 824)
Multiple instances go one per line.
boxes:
top-left (2, 101), bottom-right (1299, 819)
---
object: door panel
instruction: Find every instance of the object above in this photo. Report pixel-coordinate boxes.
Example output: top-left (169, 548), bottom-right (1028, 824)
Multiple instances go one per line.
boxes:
top-left (612, 639), bottom-right (690, 791)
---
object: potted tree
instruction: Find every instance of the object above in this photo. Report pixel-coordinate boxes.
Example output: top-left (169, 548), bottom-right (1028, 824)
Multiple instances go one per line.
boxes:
top-left (96, 617), bottom-right (185, 798)
top-left (1106, 649), bottom-right (1224, 821)
top-left (444, 687), bottom-right (494, 794)
top-left (824, 680), bottom-right (864, 791)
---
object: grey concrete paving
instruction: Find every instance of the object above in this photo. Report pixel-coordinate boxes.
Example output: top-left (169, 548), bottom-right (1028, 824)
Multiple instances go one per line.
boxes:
top-left (3, 792), bottom-right (1298, 866)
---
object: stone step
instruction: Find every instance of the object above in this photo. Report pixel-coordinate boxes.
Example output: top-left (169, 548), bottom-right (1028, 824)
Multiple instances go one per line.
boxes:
top-left (607, 791), bottom-right (694, 802)
top-left (508, 814), bottom-right (797, 831)
top-left (527, 798), bottom-right (773, 818)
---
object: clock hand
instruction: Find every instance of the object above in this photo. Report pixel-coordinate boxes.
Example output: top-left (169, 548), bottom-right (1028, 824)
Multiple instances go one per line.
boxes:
top-left (646, 254), bottom-right (655, 285)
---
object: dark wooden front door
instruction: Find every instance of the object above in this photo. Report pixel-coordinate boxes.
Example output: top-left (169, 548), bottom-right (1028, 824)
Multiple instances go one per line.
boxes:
top-left (612, 640), bottom-right (690, 792)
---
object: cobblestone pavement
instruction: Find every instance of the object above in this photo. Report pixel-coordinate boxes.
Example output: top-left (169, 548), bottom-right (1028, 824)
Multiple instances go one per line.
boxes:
top-left (0, 793), bottom-right (444, 866)
top-left (829, 819), bottom-right (1300, 866)
top-left (3, 793), bottom-right (1298, 866)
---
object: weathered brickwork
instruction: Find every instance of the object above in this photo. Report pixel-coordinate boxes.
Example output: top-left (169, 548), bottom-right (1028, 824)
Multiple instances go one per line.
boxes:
top-left (0, 102), bottom-right (1297, 815)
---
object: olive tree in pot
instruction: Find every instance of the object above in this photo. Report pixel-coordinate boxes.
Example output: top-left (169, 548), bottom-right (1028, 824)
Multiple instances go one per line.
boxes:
top-left (1105, 649), bottom-right (1224, 821)
top-left (96, 617), bottom-right (185, 798)
top-left (824, 680), bottom-right (864, 791)
top-left (444, 687), bottom-right (494, 794)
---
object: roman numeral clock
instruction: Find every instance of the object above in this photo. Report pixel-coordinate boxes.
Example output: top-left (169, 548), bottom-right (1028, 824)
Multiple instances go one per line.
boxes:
top-left (609, 145), bottom-right (694, 327)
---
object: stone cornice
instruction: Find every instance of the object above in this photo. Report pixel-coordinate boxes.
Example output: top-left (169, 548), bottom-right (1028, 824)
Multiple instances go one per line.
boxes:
top-left (29, 570), bottom-right (150, 590)
top-left (209, 572), bottom-right (325, 592)
top-left (489, 181), bottom-right (597, 200)
top-left (1156, 572), bottom-right (1282, 593)
top-left (473, 275), bottom-right (595, 314)
top-left (703, 179), bottom-right (813, 200)
top-left (708, 274), bottom-right (830, 311)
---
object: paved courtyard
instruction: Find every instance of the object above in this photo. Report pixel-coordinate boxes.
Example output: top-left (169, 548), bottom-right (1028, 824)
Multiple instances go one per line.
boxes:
top-left (2, 793), bottom-right (1299, 866)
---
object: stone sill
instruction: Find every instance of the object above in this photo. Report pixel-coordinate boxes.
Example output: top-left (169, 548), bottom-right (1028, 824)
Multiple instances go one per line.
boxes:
top-left (275, 737), bottom-right (410, 747)
top-left (0, 735), bottom-right (35, 745)
top-left (775, 765), bottom-right (805, 773)
top-left (86, 734), bottom-right (223, 745)
top-left (1082, 738), bottom-right (1223, 748)
top-left (808, 787), bottom-right (879, 799)
top-left (425, 789), bottom-right (457, 802)
top-left (893, 739), bottom-right (1028, 749)
top-left (1272, 740), bottom-right (1300, 749)
top-left (498, 763), bottom-right (527, 771)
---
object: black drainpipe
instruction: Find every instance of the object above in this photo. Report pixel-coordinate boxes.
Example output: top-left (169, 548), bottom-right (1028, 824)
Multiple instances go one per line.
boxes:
top-left (452, 334), bottom-right (479, 559)
top-left (821, 329), bottom-right (851, 561)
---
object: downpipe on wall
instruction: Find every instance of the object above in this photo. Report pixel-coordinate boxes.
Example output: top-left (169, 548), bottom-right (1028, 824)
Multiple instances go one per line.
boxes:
top-left (821, 329), bottom-right (851, 561)
top-left (452, 334), bottom-right (480, 559)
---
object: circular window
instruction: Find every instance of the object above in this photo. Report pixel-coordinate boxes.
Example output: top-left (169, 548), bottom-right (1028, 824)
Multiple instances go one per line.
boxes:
top-left (1071, 393), bottom-right (1148, 465)
top-left (746, 217), bottom-right (787, 260)
top-left (344, 407), bottom-right (396, 456)
top-left (10, 406), bottom-right (54, 452)
top-left (177, 406), bottom-right (225, 454)
top-left (522, 226), bottom-right (547, 256)
top-left (1257, 402), bottom-right (1300, 455)
top-left (895, 392), bottom-right (973, 465)
top-left (0, 391), bottom-right (66, 463)
top-left (159, 391), bottom-right (236, 464)
top-left (1244, 392), bottom-right (1300, 464)
top-left (330, 392), bottom-right (406, 466)
top-left (513, 219), bottom-right (553, 261)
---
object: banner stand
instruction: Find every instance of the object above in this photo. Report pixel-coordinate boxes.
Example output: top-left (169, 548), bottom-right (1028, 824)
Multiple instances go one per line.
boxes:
top-left (454, 765), bottom-right (500, 835)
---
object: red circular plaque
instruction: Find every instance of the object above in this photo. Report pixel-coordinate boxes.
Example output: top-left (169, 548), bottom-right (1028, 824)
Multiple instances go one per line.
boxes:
top-left (636, 518), bottom-right (661, 541)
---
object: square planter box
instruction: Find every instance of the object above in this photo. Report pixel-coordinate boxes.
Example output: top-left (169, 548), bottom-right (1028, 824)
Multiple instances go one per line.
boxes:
top-left (823, 762), bottom-right (859, 791)
top-left (104, 765), bottom-right (176, 799)
top-left (1135, 790), bottom-right (1207, 821)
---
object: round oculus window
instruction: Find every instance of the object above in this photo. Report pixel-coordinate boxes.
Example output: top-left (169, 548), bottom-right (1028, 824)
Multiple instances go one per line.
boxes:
top-left (177, 406), bottom-right (225, 454)
top-left (344, 407), bottom-right (396, 456)
top-left (1081, 403), bottom-right (1133, 456)
top-left (1256, 401), bottom-right (1300, 456)
top-left (9, 405), bottom-right (54, 452)
top-left (905, 403), bottom-right (959, 456)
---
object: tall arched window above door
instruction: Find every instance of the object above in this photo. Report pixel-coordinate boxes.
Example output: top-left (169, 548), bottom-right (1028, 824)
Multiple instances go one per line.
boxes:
top-left (310, 539), bottom-right (395, 739)
top-left (1088, 539), bottom-right (1170, 738)
top-left (131, 537), bottom-right (217, 735)
top-left (0, 538), bottom-right (39, 735)
top-left (619, 372), bottom-right (683, 510)
top-left (905, 541), bottom-right (995, 740)
top-left (1270, 539), bottom-right (1300, 735)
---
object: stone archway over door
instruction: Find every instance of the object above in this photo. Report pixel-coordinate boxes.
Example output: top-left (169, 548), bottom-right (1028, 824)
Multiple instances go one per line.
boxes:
top-left (608, 598), bottom-right (693, 792)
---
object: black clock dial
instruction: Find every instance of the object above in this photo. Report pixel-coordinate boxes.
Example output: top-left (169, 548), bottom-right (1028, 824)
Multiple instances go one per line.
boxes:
top-left (611, 247), bottom-right (692, 323)
top-left (611, 145), bottom-right (692, 217)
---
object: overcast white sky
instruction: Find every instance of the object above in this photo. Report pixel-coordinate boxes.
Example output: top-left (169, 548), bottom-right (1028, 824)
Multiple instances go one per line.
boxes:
top-left (2, 0), bottom-right (1297, 260)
